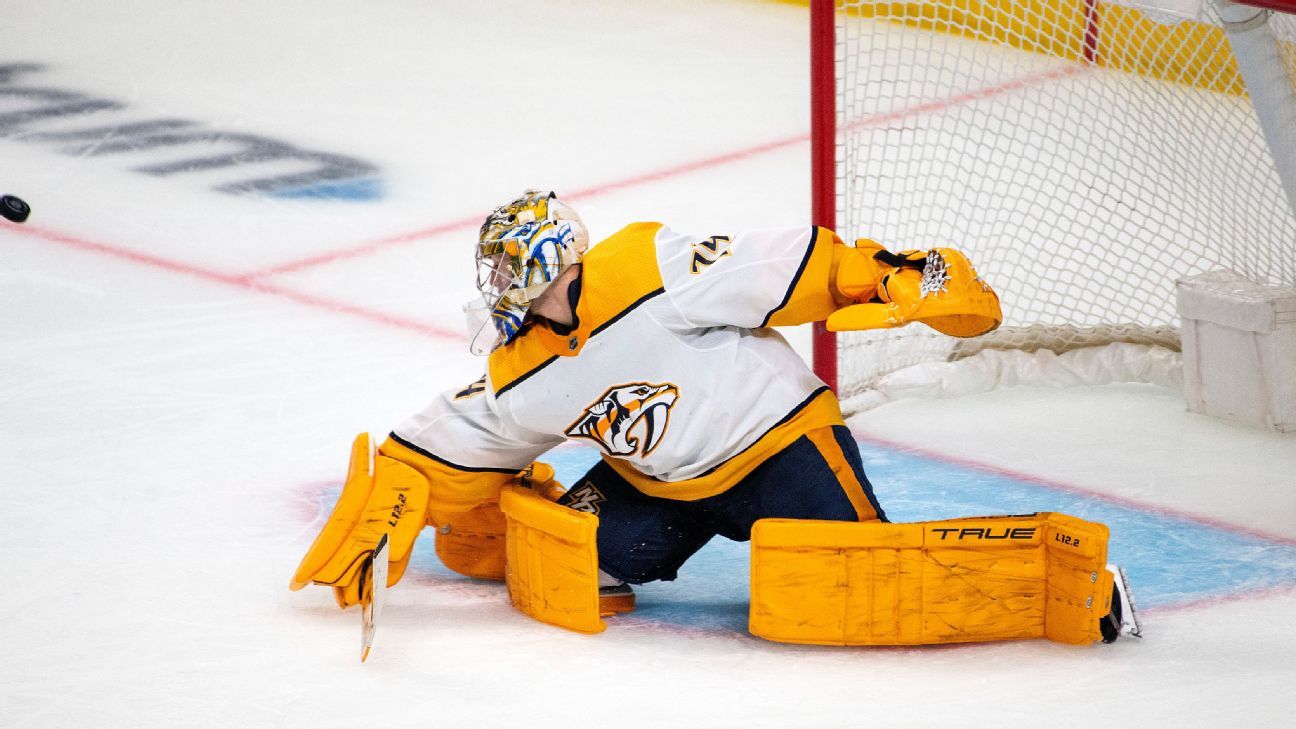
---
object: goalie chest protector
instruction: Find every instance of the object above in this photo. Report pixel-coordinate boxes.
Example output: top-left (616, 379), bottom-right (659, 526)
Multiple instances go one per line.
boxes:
top-left (397, 223), bottom-right (846, 501)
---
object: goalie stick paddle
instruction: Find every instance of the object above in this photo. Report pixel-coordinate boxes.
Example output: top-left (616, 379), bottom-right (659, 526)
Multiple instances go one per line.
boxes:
top-left (360, 533), bottom-right (390, 663)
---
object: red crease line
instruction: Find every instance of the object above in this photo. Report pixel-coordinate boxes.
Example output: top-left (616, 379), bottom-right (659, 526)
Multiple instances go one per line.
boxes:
top-left (6, 64), bottom-right (1085, 342)
top-left (247, 213), bottom-right (484, 279)
top-left (561, 133), bottom-right (809, 202)
top-left (1143, 582), bottom-right (1296, 616)
top-left (247, 63), bottom-right (1083, 279)
top-left (852, 429), bottom-right (1296, 549)
top-left (6, 224), bottom-right (464, 342)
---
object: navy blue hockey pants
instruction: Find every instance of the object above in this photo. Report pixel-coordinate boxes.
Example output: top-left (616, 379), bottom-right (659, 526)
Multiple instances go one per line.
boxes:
top-left (557, 424), bottom-right (887, 584)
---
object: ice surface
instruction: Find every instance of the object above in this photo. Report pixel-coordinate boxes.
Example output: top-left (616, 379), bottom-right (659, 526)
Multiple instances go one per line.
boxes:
top-left (2, 1), bottom-right (1294, 727)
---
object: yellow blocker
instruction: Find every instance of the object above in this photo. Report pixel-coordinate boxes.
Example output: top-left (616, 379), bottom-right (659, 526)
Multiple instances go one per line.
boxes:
top-left (499, 484), bottom-right (605, 634)
top-left (750, 513), bottom-right (1113, 646)
top-left (290, 433), bottom-right (430, 608)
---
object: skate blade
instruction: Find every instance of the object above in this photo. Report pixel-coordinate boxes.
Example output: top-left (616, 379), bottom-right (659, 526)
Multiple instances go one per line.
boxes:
top-left (1114, 565), bottom-right (1143, 639)
top-left (598, 584), bottom-right (637, 617)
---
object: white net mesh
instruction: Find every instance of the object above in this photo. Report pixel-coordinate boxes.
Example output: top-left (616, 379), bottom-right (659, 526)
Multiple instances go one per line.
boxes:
top-left (832, 0), bottom-right (1296, 409)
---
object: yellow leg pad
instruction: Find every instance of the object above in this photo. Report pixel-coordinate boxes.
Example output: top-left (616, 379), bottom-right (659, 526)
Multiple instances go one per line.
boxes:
top-left (434, 500), bottom-right (508, 581)
top-left (500, 485), bottom-right (605, 634)
top-left (750, 513), bottom-right (1112, 646)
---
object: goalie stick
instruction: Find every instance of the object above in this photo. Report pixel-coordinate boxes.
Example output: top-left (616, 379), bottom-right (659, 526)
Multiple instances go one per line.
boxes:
top-left (360, 533), bottom-right (389, 663)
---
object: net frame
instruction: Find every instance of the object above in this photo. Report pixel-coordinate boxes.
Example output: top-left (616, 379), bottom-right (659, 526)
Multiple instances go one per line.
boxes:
top-left (810, 0), bottom-right (1296, 406)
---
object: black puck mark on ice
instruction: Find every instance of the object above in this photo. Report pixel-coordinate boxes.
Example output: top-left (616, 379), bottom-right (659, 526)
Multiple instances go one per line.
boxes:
top-left (1, 195), bottom-right (30, 223)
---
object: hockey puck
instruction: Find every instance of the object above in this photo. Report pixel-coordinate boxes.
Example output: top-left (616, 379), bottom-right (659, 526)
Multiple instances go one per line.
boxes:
top-left (2, 195), bottom-right (31, 223)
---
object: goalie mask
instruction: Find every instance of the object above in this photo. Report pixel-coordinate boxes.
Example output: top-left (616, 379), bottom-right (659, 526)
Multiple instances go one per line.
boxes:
top-left (464, 190), bottom-right (589, 355)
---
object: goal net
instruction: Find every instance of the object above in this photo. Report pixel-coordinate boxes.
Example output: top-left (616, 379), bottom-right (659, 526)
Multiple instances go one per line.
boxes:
top-left (812, 0), bottom-right (1296, 413)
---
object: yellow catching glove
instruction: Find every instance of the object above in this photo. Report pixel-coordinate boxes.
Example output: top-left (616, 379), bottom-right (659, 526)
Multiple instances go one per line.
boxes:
top-left (828, 240), bottom-right (1002, 337)
top-left (290, 433), bottom-right (431, 608)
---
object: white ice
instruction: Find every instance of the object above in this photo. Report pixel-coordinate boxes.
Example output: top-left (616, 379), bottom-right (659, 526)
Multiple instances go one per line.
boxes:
top-left (2, 1), bottom-right (1294, 727)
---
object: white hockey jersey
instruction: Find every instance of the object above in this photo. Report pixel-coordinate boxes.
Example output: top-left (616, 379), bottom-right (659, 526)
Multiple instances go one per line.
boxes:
top-left (388, 223), bottom-right (851, 520)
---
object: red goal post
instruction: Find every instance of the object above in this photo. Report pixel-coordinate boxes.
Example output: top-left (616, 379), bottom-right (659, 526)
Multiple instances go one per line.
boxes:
top-left (810, 0), bottom-right (1296, 407)
top-left (1240, 0), bottom-right (1296, 11)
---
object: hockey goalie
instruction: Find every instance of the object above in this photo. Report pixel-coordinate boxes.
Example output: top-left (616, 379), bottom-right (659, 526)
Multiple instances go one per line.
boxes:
top-left (291, 189), bottom-right (1137, 646)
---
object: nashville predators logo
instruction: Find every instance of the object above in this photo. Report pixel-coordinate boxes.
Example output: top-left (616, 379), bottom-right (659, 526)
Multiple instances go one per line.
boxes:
top-left (563, 480), bottom-right (606, 515)
top-left (565, 382), bottom-right (680, 457)
top-left (690, 235), bottom-right (732, 274)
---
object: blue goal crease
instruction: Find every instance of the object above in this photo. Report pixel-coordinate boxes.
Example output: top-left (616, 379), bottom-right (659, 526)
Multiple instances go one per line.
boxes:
top-left (402, 440), bottom-right (1296, 634)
